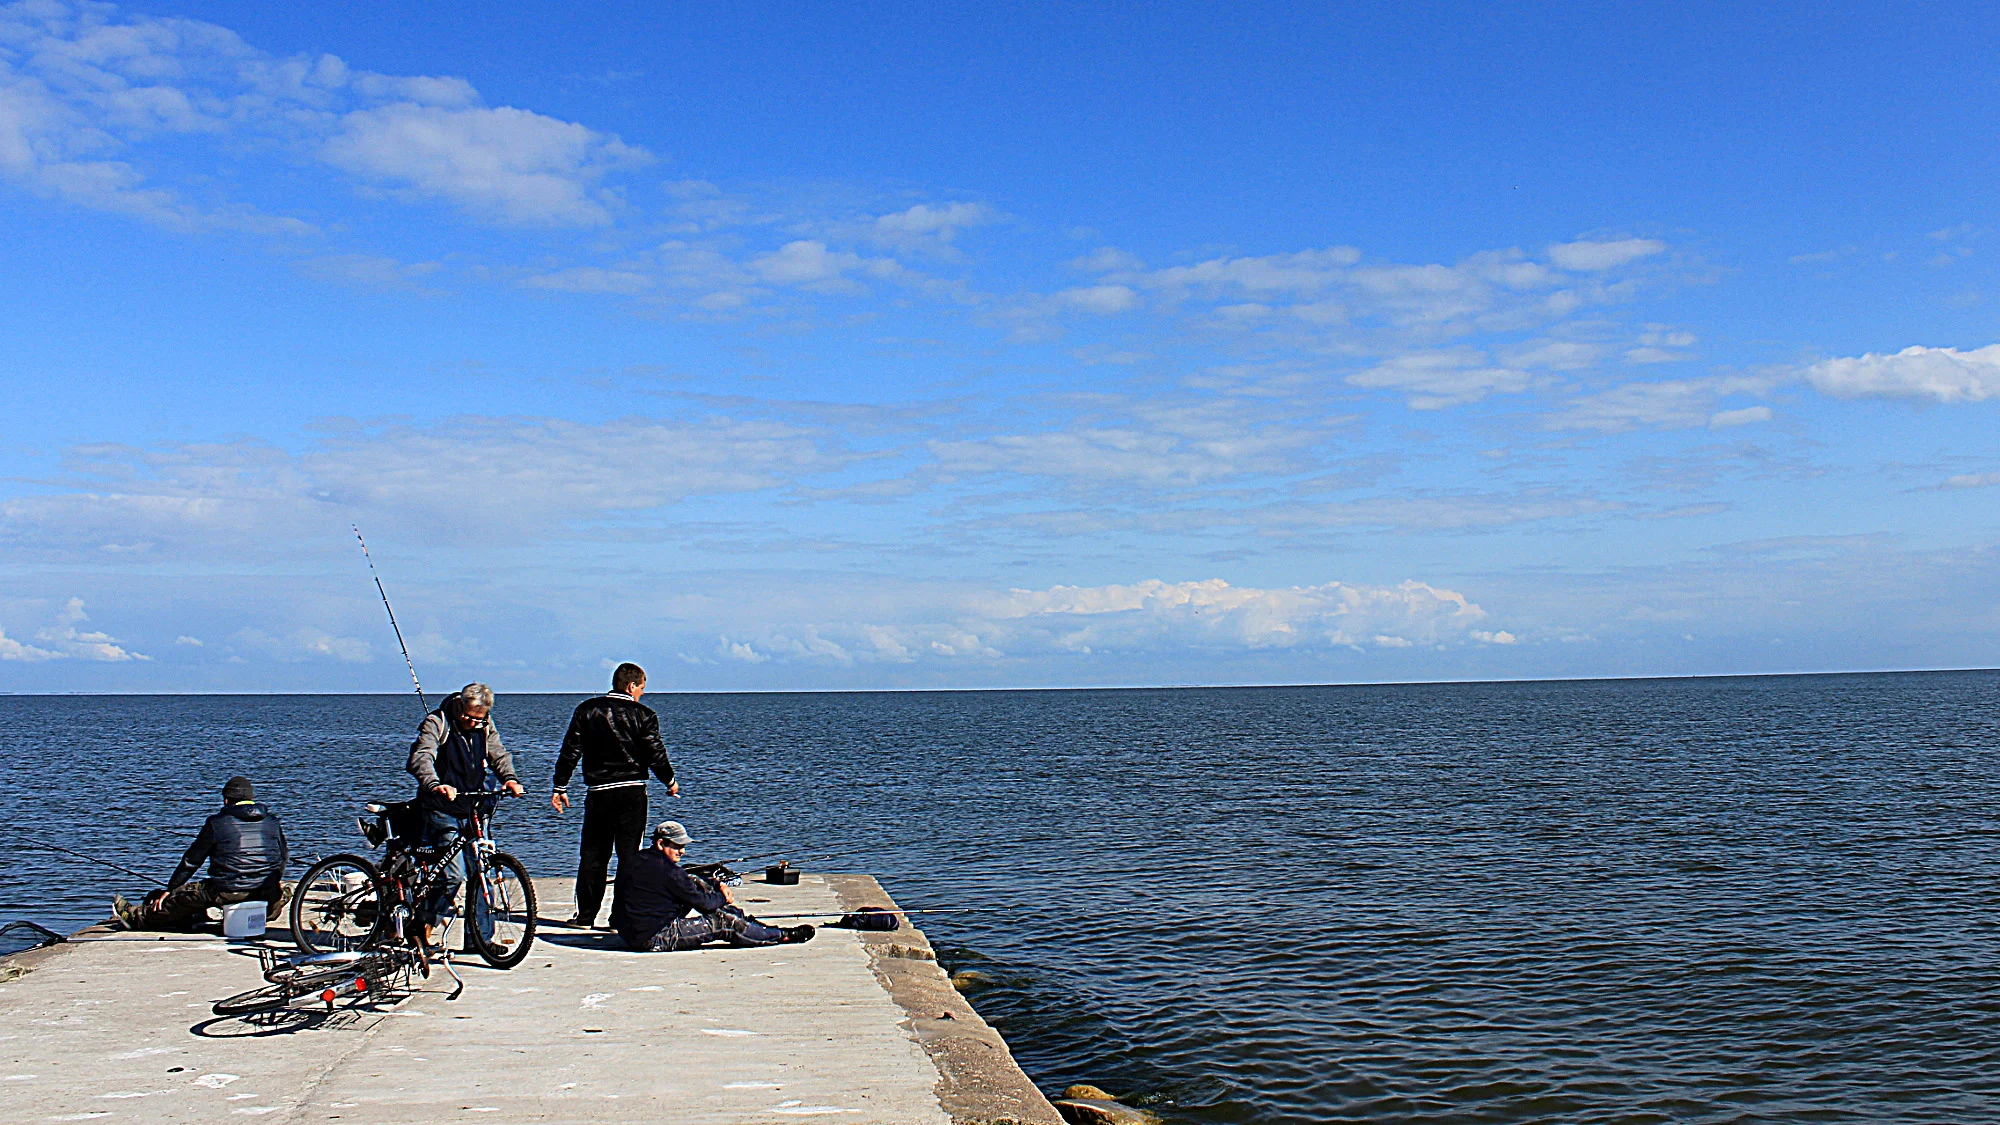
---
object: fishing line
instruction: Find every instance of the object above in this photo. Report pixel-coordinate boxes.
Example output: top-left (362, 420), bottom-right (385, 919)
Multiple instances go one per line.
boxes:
top-left (354, 524), bottom-right (428, 718)
top-left (0, 830), bottom-right (163, 887)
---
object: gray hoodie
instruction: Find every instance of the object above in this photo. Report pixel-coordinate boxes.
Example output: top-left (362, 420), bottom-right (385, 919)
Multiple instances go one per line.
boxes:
top-left (407, 693), bottom-right (519, 811)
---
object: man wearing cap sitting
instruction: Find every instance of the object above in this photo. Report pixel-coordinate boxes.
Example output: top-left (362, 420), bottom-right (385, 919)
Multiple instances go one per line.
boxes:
top-left (610, 821), bottom-right (813, 952)
top-left (113, 776), bottom-right (288, 931)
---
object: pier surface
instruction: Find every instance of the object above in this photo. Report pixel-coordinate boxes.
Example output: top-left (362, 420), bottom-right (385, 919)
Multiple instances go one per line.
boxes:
top-left (0, 873), bottom-right (1060, 1124)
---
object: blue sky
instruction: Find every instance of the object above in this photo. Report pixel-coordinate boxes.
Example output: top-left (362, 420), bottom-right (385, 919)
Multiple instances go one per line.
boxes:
top-left (3, 0), bottom-right (1998, 692)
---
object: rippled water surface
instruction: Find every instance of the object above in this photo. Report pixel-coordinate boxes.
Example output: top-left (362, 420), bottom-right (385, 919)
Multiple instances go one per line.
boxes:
top-left (6, 673), bottom-right (2000, 1123)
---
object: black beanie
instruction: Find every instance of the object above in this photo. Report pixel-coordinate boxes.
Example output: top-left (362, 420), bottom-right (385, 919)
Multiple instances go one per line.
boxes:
top-left (222, 776), bottom-right (255, 802)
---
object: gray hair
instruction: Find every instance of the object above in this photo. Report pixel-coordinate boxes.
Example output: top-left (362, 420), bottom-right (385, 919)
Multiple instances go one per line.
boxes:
top-left (458, 682), bottom-right (494, 709)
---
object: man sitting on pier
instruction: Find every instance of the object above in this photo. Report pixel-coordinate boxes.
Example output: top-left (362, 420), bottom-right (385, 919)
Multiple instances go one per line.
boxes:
top-left (112, 776), bottom-right (288, 931)
top-left (609, 821), bottom-right (813, 951)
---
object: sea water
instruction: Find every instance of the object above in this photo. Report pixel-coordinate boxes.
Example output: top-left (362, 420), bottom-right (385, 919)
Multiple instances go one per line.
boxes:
top-left (4, 672), bottom-right (1998, 1123)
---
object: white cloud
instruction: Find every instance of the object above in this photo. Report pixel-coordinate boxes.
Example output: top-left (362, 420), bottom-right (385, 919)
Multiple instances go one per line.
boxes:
top-left (1, 598), bottom-right (147, 661)
top-left (711, 576), bottom-right (1495, 665)
top-left (0, 1), bottom-right (648, 229)
top-left (1547, 238), bottom-right (1665, 271)
top-left (1803, 344), bottom-right (2000, 404)
top-left (1708, 406), bottom-right (1772, 428)
top-left (1938, 471), bottom-right (2000, 490)
top-left (322, 103), bottom-right (649, 226)
top-left (1136, 245), bottom-right (1365, 297)
top-left (1058, 284), bottom-right (1138, 314)
top-left (1070, 247), bottom-right (1143, 273)
top-left (1082, 242), bottom-right (1658, 338)
top-left (1498, 339), bottom-right (1601, 370)
top-left (1545, 377), bottom-right (1774, 433)
top-left (749, 239), bottom-right (900, 290)
top-left (869, 201), bottom-right (993, 249)
top-left (998, 576), bottom-right (1487, 653)
top-left (930, 397), bottom-right (1325, 489)
top-left (1346, 348), bottom-right (1532, 409)
top-left (0, 625), bottom-right (59, 662)
top-left (234, 627), bottom-right (370, 663)
top-left (1, 413), bottom-right (864, 558)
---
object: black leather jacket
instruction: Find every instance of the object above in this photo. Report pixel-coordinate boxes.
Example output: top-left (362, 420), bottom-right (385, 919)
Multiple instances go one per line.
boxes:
top-left (553, 693), bottom-right (676, 793)
top-left (170, 802), bottom-right (288, 893)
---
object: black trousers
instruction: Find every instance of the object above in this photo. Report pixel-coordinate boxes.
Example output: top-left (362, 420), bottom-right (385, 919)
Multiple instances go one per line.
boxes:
top-left (141, 874), bottom-right (283, 931)
top-left (574, 786), bottom-right (647, 924)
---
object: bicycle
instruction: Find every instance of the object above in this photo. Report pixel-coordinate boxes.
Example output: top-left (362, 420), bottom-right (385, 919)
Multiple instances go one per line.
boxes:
top-left (289, 790), bottom-right (537, 969)
top-left (210, 940), bottom-right (457, 1017)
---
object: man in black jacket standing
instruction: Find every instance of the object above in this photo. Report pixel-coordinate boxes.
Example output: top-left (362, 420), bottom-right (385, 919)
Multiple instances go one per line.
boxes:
top-left (552, 662), bottom-right (679, 928)
top-left (113, 776), bottom-right (287, 931)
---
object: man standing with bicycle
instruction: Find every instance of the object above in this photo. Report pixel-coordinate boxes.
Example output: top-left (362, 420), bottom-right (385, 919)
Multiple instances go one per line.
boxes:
top-left (551, 662), bottom-right (678, 929)
top-left (408, 682), bottom-right (526, 947)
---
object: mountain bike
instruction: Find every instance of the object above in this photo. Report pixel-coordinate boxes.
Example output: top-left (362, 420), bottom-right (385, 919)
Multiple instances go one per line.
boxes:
top-left (289, 790), bottom-right (537, 968)
top-left (210, 941), bottom-right (456, 1017)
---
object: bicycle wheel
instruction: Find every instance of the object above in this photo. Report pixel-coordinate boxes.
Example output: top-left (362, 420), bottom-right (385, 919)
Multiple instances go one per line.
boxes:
top-left (212, 982), bottom-right (295, 1017)
top-left (264, 951), bottom-right (370, 985)
top-left (290, 854), bottom-right (386, 954)
top-left (470, 851), bottom-right (537, 969)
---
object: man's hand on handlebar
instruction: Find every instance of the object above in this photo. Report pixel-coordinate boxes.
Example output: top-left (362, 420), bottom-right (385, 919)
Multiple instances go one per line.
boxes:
top-left (433, 783), bottom-right (521, 802)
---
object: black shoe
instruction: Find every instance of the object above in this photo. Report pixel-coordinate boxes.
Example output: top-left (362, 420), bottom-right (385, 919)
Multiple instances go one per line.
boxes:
top-left (783, 924), bottom-right (815, 944)
top-left (565, 914), bottom-right (592, 929)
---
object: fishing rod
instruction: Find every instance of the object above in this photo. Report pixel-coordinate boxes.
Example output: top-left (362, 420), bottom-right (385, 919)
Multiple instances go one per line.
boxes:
top-left (706, 851), bottom-right (840, 867)
top-left (756, 907), bottom-right (984, 921)
top-left (353, 525), bottom-right (427, 718)
top-left (5, 834), bottom-right (163, 888)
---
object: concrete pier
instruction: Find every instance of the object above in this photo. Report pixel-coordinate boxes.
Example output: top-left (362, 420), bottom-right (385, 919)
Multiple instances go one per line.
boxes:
top-left (0, 873), bottom-right (1062, 1124)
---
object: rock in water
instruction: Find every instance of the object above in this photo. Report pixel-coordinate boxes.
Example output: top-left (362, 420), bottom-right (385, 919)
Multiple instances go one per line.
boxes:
top-left (1052, 1097), bottom-right (1161, 1125)
top-left (950, 970), bottom-right (995, 992)
top-left (1062, 1085), bottom-right (1115, 1100)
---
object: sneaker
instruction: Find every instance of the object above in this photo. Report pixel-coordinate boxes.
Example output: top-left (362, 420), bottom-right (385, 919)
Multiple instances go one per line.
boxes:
top-left (111, 894), bottom-right (142, 930)
top-left (564, 914), bottom-right (592, 929)
top-left (783, 924), bottom-right (815, 944)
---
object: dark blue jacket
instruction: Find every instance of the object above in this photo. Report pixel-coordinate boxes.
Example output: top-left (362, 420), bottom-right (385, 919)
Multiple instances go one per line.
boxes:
top-left (170, 802), bottom-right (288, 894)
top-left (610, 846), bottom-right (725, 949)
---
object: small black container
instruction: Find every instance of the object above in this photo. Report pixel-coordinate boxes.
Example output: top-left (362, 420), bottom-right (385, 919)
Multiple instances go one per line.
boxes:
top-left (764, 862), bottom-right (801, 885)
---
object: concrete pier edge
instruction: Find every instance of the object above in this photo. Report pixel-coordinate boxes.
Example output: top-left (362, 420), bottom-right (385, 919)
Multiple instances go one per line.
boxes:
top-left (828, 874), bottom-right (1064, 1125)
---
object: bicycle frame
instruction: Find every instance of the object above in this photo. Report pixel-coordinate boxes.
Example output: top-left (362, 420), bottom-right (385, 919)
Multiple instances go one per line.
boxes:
top-left (232, 935), bottom-right (462, 1014)
top-left (377, 793), bottom-right (505, 945)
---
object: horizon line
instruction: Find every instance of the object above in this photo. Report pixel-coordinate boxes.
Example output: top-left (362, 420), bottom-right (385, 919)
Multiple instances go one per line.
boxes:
top-left (2, 664), bottom-right (1995, 697)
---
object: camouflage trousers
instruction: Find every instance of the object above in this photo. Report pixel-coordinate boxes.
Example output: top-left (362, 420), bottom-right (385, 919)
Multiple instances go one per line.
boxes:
top-left (645, 906), bottom-right (786, 951)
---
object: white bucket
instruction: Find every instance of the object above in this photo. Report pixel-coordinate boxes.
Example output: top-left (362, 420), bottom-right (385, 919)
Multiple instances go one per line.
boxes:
top-left (221, 900), bottom-right (267, 939)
